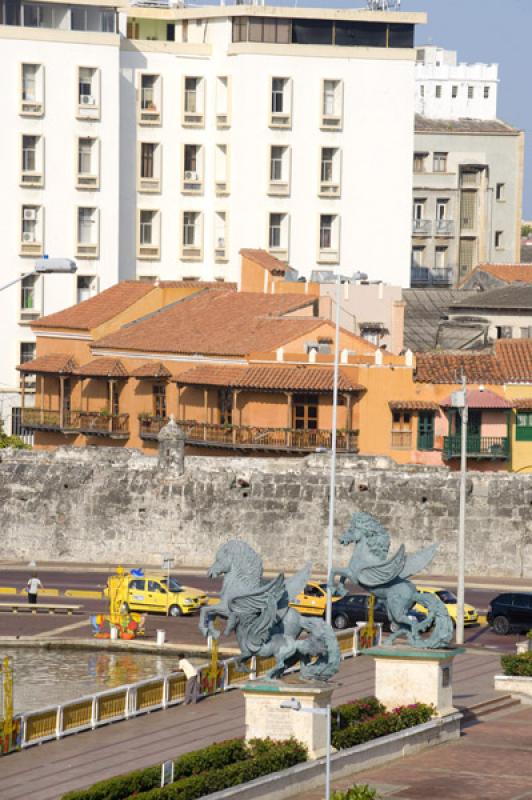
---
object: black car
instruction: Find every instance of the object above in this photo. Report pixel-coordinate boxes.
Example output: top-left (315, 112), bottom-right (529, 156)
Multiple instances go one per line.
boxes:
top-left (331, 593), bottom-right (425, 631)
top-left (487, 592), bottom-right (532, 635)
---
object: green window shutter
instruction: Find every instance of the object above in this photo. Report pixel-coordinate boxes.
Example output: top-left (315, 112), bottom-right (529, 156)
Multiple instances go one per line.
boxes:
top-left (418, 412), bottom-right (435, 451)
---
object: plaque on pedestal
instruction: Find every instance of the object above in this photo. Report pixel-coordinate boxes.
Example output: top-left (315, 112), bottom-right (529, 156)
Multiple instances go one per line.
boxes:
top-left (242, 677), bottom-right (334, 759)
top-left (363, 646), bottom-right (465, 717)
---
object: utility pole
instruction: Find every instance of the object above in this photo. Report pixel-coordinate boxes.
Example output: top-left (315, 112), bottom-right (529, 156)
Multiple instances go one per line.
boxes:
top-left (455, 373), bottom-right (468, 645)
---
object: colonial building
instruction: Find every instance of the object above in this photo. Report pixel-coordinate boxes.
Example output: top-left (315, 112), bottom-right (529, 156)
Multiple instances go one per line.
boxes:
top-left (0, 0), bottom-right (425, 433)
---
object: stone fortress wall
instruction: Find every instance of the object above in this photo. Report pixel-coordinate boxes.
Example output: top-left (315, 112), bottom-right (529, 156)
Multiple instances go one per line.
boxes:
top-left (0, 447), bottom-right (531, 578)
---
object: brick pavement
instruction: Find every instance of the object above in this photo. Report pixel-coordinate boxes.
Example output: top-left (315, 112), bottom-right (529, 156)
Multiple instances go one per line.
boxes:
top-left (289, 705), bottom-right (532, 800)
top-left (0, 651), bottom-right (502, 800)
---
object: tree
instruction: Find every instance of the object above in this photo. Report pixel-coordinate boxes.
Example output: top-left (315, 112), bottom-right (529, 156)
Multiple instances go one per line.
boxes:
top-left (521, 223), bottom-right (532, 238)
top-left (0, 420), bottom-right (30, 449)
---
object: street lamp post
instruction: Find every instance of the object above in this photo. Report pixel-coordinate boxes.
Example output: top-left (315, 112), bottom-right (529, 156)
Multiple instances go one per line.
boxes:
top-left (0, 258), bottom-right (77, 294)
top-left (280, 698), bottom-right (332, 800)
top-left (452, 375), bottom-right (468, 646)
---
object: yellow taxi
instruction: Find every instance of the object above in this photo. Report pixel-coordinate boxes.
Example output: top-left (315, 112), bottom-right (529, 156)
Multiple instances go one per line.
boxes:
top-left (290, 581), bottom-right (341, 617)
top-left (415, 586), bottom-right (479, 626)
top-left (105, 571), bottom-right (208, 617)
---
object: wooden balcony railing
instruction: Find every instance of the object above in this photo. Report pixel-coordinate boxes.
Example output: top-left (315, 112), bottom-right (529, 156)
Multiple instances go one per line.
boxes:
top-left (21, 408), bottom-right (129, 438)
top-left (139, 416), bottom-right (358, 452)
top-left (443, 436), bottom-right (509, 460)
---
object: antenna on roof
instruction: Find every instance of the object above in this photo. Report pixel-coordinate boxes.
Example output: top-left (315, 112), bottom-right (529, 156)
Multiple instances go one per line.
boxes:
top-left (366, 0), bottom-right (401, 10)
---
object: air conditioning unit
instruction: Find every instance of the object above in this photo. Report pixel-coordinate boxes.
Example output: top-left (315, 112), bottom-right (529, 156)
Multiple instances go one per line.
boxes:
top-left (22, 232), bottom-right (36, 243)
top-left (184, 171), bottom-right (199, 181)
top-left (80, 95), bottom-right (95, 105)
top-left (23, 208), bottom-right (37, 221)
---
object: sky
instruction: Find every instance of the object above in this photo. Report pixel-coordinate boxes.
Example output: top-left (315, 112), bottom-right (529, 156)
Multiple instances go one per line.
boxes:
top-left (312, 0), bottom-right (531, 219)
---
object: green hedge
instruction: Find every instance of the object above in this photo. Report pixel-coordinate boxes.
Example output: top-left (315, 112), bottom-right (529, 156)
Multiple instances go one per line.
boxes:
top-left (332, 787), bottom-right (378, 800)
top-left (332, 697), bottom-right (385, 730)
top-left (501, 652), bottom-right (532, 677)
top-left (134, 739), bottom-right (307, 800)
top-left (332, 704), bottom-right (433, 750)
top-left (61, 739), bottom-right (306, 800)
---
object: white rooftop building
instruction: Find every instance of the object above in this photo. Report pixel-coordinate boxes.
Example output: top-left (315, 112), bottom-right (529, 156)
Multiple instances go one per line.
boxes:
top-left (415, 45), bottom-right (498, 121)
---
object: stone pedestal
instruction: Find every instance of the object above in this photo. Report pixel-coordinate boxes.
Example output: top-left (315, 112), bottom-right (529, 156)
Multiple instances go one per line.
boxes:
top-left (242, 678), bottom-right (333, 759)
top-left (364, 646), bottom-right (465, 717)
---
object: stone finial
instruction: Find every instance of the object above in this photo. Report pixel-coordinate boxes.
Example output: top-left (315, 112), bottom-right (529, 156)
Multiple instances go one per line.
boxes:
top-left (308, 348), bottom-right (317, 363)
top-left (157, 414), bottom-right (185, 475)
top-left (404, 349), bottom-right (413, 367)
top-left (276, 347), bottom-right (284, 362)
top-left (375, 349), bottom-right (383, 366)
top-left (341, 348), bottom-right (349, 364)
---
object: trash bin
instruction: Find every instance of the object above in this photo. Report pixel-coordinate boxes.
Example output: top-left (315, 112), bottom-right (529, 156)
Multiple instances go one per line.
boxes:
top-left (156, 629), bottom-right (166, 646)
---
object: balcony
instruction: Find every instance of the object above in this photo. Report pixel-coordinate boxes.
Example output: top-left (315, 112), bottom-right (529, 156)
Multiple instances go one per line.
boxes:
top-left (412, 219), bottom-right (432, 236)
top-left (21, 408), bottom-right (129, 439)
top-left (139, 417), bottom-right (358, 453)
top-left (443, 436), bottom-right (509, 460)
top-left (411, 267), bottom-right (454, 287)
top-left (435, 219), bottom-right (455, 237)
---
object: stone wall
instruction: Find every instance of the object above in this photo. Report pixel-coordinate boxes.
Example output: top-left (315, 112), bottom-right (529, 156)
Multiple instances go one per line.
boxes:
top-left (1, 447), bottom-right (531, 577)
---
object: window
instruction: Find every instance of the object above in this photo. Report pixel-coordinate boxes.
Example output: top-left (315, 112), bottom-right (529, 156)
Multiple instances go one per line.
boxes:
top-left (268, 212), bottom-right (289, 255)
top-left (182, 144), bottom-right (203, 193)
top-left (458, 239), bottom-right (475, 277)
top-left (21, 63), bottom-right (43, 115)
top-left (21, 205), bottom-right (42, 255)
top-left (138, 74), bottom-right (161, 125)
top-left (413, 152), bottom-right (426, 173)
top-left (77, 67), bottom-right (99, 118)
top-left (270, 77), bottom-right (291, 128)
top-left (215, 144), bottom-right (229, 195)
top-left (413, 199), bottom-right (425, 221)
top-left (293, 395), bottom-right (318, 431)
top-left (153, 384), bottom-right (167, 418)
top-left (319, 147), bottom-right (340, 197)
top-left (516, 411), bottom-right (532, 442)
top-left (435, 85), bottom-right (442, 98)
top-left (433, 152), bottom-right (447, 172)
top-left (20, 342), bottom-right (36, 364)
top-left (452, 85), bottom-right (458, 98)
top-left (216, 76), bottom-right (231, 128)
top-left (318, 214), bottom-right (339, 262)
top-left (418, 412), bottom-right (435, 451)
top-left (214, 211), bottom-right (228, 261)
top-left (496, 183), bottom-right (505, 202)
top-left (76, 207), bottom-right (99, 258)
top-left (521, 327), bottom-right (532, 340)
top-left (460, 191), bottom-right (476, 230)
top-left (484, 86), bottom-right (490, 99)
top-left (321, 80), bottom-right (342, 129)
top-left (391, 411), bottom-right (412, 449)
top-left (138, 209), bottom-right (160, 259)
top-left (20, 275), bottom-right (41, 320)
top-left (435, 246), bottom-right (448, 268)
top-left (232, 16), bottom-right (248, 42)
top-left (138, 142), bottom-right (160, 192)
top-left (21, 134), bottom-right (43, 186)
top-left (467, 86), bottom-right (474, 99)
top-left (77, 275), bottom-right (97, 304)
top-left (183, 76), bottom-right (204, 127)
top-left (268, 145), bottom-right (290, 195)
top-left (181, 211), bottom-right (202, 259)
top-left (419, 85), bottom-right (424, 98)
top-left (77, 138), bottom-right (99, 189)
top-left (411, 246), bottom-right (425, 267)
top-left (218, 388), bottom-right (233, 425)
top-left (495, 230), bottom-right (504, 249)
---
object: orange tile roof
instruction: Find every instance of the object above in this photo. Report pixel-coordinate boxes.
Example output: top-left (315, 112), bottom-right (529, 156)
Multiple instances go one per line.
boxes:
top-left (495, 339), bottom-right (532, 382)
top-left (416, 340), bottom-right (532, 384)
top-left (94, 290), bottom-right (323, 357)
top-left (174, 364), bottom-right (364, 392)
top-left (130, 361), bottom-right (172, 379)
top-left (389, 400), bottom-right (439, 411)
top-left (513, 398), bottom-right (532, 410)
top-left (76, 358), bottom-right (129, 378)
top-left (32, 282), bottom-right (155, 331)
top-left (470, 264), bottom-right (532, 284)
top-left (440, 389), bottom-right (512, 409)
top-left (17, 354), bottom-right (78, 374)
top-left (157, 281), bottom-right (237, 290)
top-left (239, 249), bottom-right (287, 275)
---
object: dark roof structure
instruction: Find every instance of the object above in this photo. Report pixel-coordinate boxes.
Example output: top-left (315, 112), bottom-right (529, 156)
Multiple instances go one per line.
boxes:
top-left (403, 289), bottom-right (486, 352)
top-left (450, 285), bottom-right (532, 311)
top-left (415, 115), bottom-right (520, 135)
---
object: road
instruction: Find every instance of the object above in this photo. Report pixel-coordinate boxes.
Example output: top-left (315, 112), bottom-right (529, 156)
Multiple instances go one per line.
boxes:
top-left (0, 567), bottom-right (525, 652)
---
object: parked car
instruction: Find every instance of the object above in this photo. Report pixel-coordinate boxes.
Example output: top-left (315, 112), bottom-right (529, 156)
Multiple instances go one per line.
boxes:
top-left (290, 581), bottom-right (341, 617)
top-left (105, 571), bottom-right (208, 617)
top-left (487, 592), bottom-right (532, 635)
top-left (331, 593), bottom-right (426, 631)
top-left (415, 586), bottom-right (479, 627)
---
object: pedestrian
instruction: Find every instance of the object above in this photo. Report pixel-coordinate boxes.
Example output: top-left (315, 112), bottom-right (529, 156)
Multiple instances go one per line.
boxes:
top-left (26, 574), bottom-right (42, 605)
top-left (179, 658), bottom-right (199, 704)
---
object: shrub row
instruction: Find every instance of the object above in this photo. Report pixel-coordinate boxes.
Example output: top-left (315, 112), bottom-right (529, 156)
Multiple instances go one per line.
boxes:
top-left (332, 696), bottom-right (385, 730)
top-left (133, 739), bottom-right (307, 800)
top-left (501, 652), bottom-right (532, 677)
top-left (61, 739), bottom-right (306, 800)
top-left (332, 787), bottom-right (378, 800)
top-left (332, 703), bottom-right (433, 750)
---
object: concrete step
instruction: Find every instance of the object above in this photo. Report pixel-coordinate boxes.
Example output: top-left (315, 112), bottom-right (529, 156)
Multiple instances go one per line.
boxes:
top-left (461, 693), bottom-right (520, 723)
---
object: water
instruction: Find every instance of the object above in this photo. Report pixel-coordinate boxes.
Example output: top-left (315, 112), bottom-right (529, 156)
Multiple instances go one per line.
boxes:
top-left (0, 648), bottom-right (182, 715)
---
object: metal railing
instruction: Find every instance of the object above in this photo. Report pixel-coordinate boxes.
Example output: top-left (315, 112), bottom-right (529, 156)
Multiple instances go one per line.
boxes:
top-left (21, 409), bottom-right (129, 437)
top-left (410, 267), bottom-right (454, 287)
top-left (139, 417), bottom-right (358, 452)
top-left (6, 624), bottom-right (381, 752)
top-left (435, 219), bottom-right (455, 236)
top-left (443, 435), bottom-right (509, 459)
top-left (412, 219), bottom-right (432, 235)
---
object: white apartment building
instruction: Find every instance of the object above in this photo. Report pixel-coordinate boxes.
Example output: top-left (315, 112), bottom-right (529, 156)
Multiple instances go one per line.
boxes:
top-left (415, 45), bottom-right (498, 121)
top-left (0, 0), bottom-right (425, 433)
top-left (412, 46), bottom-right (523, 288)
